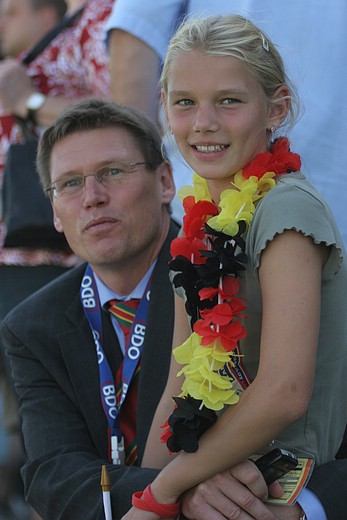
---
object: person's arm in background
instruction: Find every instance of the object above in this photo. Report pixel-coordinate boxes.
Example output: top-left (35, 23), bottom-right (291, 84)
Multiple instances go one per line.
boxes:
top-left (0, 2), bottom-right (112, 128)
top-left (105, 0), bottom-right (184, 125)
top-left (109, 30), bottom-right (160, 124)
top-left (0, 58), bottom-right (82, 127)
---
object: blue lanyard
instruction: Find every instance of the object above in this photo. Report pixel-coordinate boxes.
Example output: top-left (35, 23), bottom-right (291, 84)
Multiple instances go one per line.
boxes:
top-left (80, 265), bottom-right (150, 440)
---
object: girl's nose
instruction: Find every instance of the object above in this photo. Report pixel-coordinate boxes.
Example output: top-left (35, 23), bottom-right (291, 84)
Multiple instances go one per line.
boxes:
top-left (192, 105), bottom-right (220, 133)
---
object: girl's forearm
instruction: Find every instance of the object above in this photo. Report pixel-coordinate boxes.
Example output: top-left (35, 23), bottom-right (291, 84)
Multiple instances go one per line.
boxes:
top-left (149, 377), bottom-right (306, 503)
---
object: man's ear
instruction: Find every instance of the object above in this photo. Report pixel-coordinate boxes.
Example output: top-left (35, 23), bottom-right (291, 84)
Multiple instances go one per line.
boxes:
top-left (52, 205), bottom-right (64, 233)
top-left (158, 160), bottom-right (176, 205)
top-left (268, 85), bottom-right (291, 129)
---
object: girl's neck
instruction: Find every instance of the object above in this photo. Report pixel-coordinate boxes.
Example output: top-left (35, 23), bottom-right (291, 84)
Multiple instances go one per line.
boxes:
top-left (206, 176), bottom-right (237, 205)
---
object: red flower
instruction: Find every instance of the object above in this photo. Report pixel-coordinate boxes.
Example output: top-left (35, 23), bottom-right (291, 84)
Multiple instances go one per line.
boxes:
top-left (200, 303), bottom-right (233, 326)
top-left (198, 277), bottom-right (246, 316)
top-left (219, 321), bottom-right (247, 351)
top-left (194, 308), bottom-right (247, 351)
top-left (183, 199), bottom-right (218, 240)
top-left (243, 137), bottom-right (301, 179)
top-left (160, 419), bottom-right (172, 444)
top-left (199, 276), bottom-right (240, 302)
top-left (170, 236), bottom-right (208, 264)
top-left (222, 275), bottom-right (240, 296)
top-left (198, 286), bottom-right (219, 301)
top-left (194, 318), bottom-right (247, 351)
top-left (228, 297), bottom-right (246, 317)
top-left (182, 195), bottom-right (196, 214)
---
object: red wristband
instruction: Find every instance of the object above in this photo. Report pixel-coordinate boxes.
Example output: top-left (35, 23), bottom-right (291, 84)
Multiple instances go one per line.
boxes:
top-left (132, 484), bottom-right (180, 517)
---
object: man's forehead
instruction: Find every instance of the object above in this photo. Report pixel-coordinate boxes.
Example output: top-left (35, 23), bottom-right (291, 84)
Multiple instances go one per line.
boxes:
top-left (57, 126), bottom-right (139, 147)
top-left (50, 128), bottom-right (144, 175)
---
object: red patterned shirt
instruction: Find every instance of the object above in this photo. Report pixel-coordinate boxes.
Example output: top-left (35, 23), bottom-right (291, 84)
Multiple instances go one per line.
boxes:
top-left (0, 0), bottom-right (113, 266)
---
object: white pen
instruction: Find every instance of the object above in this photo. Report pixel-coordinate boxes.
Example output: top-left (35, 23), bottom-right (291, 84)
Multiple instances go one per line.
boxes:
top-left (101, 465), bottom-right (113, 520)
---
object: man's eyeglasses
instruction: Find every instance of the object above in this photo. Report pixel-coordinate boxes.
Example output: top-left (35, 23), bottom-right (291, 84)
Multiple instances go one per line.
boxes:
top-left (46, 162), bottom-right (149, 199)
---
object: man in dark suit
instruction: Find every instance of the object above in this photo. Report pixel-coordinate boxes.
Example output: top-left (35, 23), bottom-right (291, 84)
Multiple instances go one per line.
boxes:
top-left (1, 99), bottom-right (346, 520)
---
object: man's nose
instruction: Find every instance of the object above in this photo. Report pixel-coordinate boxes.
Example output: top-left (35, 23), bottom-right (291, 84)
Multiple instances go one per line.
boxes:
top-left (82, 174), bottom-right (108, 207)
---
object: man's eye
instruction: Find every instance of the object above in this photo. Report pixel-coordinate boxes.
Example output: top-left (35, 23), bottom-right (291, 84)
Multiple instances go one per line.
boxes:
top-left (63, 177), bottom-right (83, 188)
top-left (103, 166), bottom-right (124, 177)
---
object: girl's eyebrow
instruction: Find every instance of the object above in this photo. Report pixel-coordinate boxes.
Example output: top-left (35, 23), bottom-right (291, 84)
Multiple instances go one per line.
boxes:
top-left (169, 88), bottom-right (247, 96)
top-left (168, 90), bottom-right (191, 96)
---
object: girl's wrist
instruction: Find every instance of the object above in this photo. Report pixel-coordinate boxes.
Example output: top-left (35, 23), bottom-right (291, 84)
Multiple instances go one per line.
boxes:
top-left (132, 484), bottom-right (181, 517)
top-left (150, 478), bottom-right (180, 504)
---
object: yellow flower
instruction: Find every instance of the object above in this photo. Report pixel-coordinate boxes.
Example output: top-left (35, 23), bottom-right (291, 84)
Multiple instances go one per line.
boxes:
top-left (234, 171), bottom-right (276, 202)
top-left (178, 173), bottom-right (212, 202)
top-left (178, 184), bottom-right (195, 201)
top-left (183, 375), bottom-right (239, 410)
top-left (208, 185), bottom-right (256, 234)
top-left (174, 336), bottom-right (240, 410)
top-left (173, 332), bottom-right (201, 364)
top-left (192, 342), bottom-right (234, 368)
top-left (174, 335), bottom-right (233, 368)
top-left (255, 172), bottom-right (276, 201)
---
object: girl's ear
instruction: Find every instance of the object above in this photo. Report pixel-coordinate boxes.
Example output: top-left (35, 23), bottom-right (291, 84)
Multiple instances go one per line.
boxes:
top-left (161, 89), bottom-right (167, 109)
top-left (161, 89), bottom-right (170, 127)
top-left (268, 85), bottom-right (291, 129)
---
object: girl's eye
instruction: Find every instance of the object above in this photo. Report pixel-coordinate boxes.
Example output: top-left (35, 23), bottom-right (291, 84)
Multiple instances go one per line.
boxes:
top-left (222, 98), bottom-right (239, 105)
top-left (177, 99), bottom-right (194, 106)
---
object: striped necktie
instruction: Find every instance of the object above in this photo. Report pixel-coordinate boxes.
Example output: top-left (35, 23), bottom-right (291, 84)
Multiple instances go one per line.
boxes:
top-left (108, 299), bottom-right (140, 344)
top-left (107, 298), bottom-right (140, 465)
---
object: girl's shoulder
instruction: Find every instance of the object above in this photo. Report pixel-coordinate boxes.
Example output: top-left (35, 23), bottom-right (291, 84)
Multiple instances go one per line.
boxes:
top-left (248, 172), bottom-right (345, 279)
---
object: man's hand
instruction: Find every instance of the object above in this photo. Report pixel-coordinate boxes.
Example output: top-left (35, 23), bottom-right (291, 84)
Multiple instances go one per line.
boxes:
top-left (267, 504), bottom-right (304, 520)
top-left (181, 459), bottom-right (303, 520)
top-left (0, 58), bottom-right (34, 117)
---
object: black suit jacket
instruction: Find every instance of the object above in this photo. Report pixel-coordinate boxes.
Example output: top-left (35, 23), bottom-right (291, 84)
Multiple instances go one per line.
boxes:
top-left (1, 221), bottom-right (178, 519)
top-left (2, 219), bottom-right (347, 519)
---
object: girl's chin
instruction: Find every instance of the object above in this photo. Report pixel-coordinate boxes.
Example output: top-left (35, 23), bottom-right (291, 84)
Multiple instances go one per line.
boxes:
top-left (195, 167), bottom-right (236, 182)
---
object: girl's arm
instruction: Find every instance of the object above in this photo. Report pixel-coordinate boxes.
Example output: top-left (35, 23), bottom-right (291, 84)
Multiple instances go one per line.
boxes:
top-left (123, 230), bottom-right (329, 520)
top-left (146, 230), bottom-right (328, 505)
top-left (141, 293), bottom-right (191, 469)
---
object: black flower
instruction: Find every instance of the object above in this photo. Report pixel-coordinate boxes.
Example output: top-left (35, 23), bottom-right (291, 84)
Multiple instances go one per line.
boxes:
top-left (166, 396), bottom-right (217, 453)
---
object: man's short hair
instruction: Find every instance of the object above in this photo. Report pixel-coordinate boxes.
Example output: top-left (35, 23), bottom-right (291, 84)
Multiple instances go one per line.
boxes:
top-left (37, 98), bottom-right (167, 190)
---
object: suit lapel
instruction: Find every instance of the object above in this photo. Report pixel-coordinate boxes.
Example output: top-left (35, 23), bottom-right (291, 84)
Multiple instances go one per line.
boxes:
top-left (136, 221), bottom-right (179, 461)
top-left (58, 286), bottom-right (112, 458)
